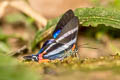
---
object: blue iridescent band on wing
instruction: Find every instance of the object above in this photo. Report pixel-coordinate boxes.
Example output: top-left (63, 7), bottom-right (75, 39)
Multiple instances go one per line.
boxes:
top-left (53, 29), bottom-right (61, 39)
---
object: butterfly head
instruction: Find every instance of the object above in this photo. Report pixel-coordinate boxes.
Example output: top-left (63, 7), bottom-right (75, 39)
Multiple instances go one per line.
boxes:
top-left (23, 55), bottom-right (38, 62)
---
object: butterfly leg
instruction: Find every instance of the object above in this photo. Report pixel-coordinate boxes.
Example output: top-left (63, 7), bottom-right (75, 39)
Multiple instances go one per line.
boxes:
top-left (76, 52), bottom-right (80, 59)
top-left (72, 44), bottom-right (80, 59)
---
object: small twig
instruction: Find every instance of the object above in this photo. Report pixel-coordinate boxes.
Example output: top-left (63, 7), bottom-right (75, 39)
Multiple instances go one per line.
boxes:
top-left (8, 45), bottom-right (29, 57)
top-left (9, 0), bottom-right (47, 27)
top-left (0, 0), bottom-right (47, 28)
top-left (0, 1), bottom-right (9, 18)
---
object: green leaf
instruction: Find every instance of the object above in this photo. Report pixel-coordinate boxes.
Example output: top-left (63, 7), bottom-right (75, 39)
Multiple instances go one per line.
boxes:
top-left (74, 8), bottom-right (120, 28)
top-left (31, 8), bottom-right (120, 50)
top-left (0, 42), bottom-right (10, 54)
top-left (0, 54), bottom-right (40, 80)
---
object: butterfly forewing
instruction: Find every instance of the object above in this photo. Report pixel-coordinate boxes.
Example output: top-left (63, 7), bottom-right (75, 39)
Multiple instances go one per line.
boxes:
top-left (56, 16), bottom-right (79, 44)
top-left (53, 9), bottom-right (75, 38)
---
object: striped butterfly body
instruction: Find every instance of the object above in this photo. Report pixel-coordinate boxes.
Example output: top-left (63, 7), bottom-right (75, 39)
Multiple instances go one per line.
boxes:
top-left (24, 9), bottom-right (79, 62)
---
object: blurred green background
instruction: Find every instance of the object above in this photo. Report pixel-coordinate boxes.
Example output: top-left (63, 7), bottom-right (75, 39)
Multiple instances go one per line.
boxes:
top-left (0, 0), bottom-right (120, 80)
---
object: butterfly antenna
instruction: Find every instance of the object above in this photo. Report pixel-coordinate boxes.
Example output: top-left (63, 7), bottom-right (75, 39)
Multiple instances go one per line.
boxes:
top-left (77, 43), bottom-right (98, 50)
top-left (80, 47), bottom-right (98, 49)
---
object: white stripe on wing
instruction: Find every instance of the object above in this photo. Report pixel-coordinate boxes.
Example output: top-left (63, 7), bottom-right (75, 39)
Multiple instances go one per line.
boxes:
top-left (56, 27), bottom-right (78, 42)
top-left (44, 43), bottom-right (56, 52)
top-left (44, 38), bottom-right (76, 57)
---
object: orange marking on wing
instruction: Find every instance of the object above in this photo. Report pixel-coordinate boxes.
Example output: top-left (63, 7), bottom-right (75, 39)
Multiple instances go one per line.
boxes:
top-left (38, 52), bottom-right (49, 63)
top-left (72, 44), bottom-right (76, 51)
top-left (38, 59), bottom-right (49, 63)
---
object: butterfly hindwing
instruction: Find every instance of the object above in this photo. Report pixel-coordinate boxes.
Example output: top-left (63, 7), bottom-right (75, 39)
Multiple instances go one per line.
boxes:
top-left (53, 9), bottom-right (75, 38)
top-left (43, 43), bottom-right (64, 59)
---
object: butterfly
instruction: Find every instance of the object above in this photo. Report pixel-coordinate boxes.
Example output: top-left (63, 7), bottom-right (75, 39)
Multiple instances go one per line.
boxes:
top-left (23, 9), bottom-right (79, 63)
